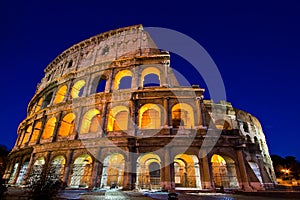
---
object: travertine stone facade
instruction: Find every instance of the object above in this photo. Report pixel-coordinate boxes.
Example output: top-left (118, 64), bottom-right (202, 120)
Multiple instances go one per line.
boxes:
top-left (4, 25), bottom-right (276, 191)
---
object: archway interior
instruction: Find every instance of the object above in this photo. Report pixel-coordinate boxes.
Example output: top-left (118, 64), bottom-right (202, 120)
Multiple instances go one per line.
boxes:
top-left (32, 157), bottom-right (45, 178)
top-left (174, 154), bottom-right (201, 188)
top-left (139, 104), bottom-right (161, 129)
top-left (51, 156), bottom-right (66, 180)
top-left (107, 106), bottom-right (129, 131)
top-left (16, 158), bottom-right (30, 185)
top-left (70, 154), bottom-right (92, 188)
top-left (136, 153), bottom-right (161, 190)
top-left (171, 103), bottom-right (194, 128)
top-left (211, 154), bottom-right (239, 189)
top-left (101, 153), bottom-right (125, 188)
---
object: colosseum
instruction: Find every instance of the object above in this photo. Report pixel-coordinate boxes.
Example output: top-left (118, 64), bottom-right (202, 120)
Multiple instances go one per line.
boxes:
top-left (3, 25), bottom-right (276, 192)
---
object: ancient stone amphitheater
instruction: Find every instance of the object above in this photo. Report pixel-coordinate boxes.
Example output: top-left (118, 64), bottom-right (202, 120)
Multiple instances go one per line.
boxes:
top-left (4, 25), bottom-right (276, 191)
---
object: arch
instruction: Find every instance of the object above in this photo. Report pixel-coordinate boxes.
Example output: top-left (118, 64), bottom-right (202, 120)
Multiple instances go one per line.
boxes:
top-left (139, 104), bottom-right (161, 129)
top-left (171, 103), bottom-right (195, 128)
top-left (53, 85), bottom-right (68, 104)
top-left (16, 158), bottom-right (30, 185)
top-left (58, 113), bottom-right (76, 137)
top-left (113, 70), bottom-right (133, 90)
top-left (211, 154), bottom-right (239, 189)
top-left (101, 153), bottom-right (125, 188)
top-left (80, 109), bottom-right (101, 134)
top-left (50, 155), bottom-right (66, 180)
top-left (30, 121), bottom-right (42, 143)
top-left (43, 92), bottom-right (53, 108)
top-left (42, 117), bottom-right (57, 139)
top-left (215, 120), bottom-right (232, 130)
top-left (34, 97), bottom-right (44, 113)
top-left (174, 154), bottom-right (201, 188)
top-left (107, 106), bottom-right (129, 131)
top-left (71, 80), bottom-right (86, 98)
top-left (31, 157), bottom-right (45, 179)
top-left (21, 125), bottom-right (32, 145)
top-left (91, 76), bottom-right (107, 94)
top-left (136, 153), bottom-right (161, 190)
top-left (70, 154), bottom-right (93, 188)
top-left (8, 162), bottom-right (19, 184)
top-left (141, 67), bottom-right (161, 87)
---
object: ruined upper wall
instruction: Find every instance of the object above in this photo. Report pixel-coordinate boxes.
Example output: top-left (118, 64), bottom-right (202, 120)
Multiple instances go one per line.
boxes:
top-left (37, 24), bottom-right (162, 92)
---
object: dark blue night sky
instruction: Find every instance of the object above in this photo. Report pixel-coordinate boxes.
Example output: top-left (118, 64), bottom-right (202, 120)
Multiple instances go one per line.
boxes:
top-left (1, 0), bottom-right (299, 158)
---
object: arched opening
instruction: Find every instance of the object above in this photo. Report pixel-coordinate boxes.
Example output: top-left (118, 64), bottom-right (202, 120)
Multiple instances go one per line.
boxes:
top-left (174, 154), bottom-right (201, 188)
top-left (8, 162), bottom-right (19, 184)
top-left (107, 106), bottom-right (129, 131)
top-left (91, 76), bottom-right (107, 94)
top-left (101, 154), bottom-right (125, 188)
top-left (58, 113), bottom-right (75, 137)
top-left (114, 70), bottom-right (133, 90)
top-left (31, 157), bottom-right (45, 180)
top-left (139, 104), bottom-right (161, 129)
top-left (16, 158), bottom-right (30, 185)
top-left (71, 80), bottom-right (86, 98)
top-left (70, 154), bottom-right (92, 188)
top-left (143, 74), bottom-right (160, 87)
top-left (141, 67), bottom-right (161, 87)
top-left (42, 117), bottom-right (57, 139)
top-left (50, 156), bottom-right (66, 181)
top-left (215, 120), bottom-right (232, 130)
top-left (211, 154), bottom-right (239, 189)
top-left (53, 85), bottom-right (68, 104)
top-left (30, 121), bottom-right (42, 144)
top-left (171, 103), bottom-right (195, 128)
top-left (21, 125), bottom-right (32, 145)
top-left (42, 92), bottom-right (53, 108)
top-left (34, 97), bottom-right (44, 113)
top-left (136, 153), bottom-right (161, 190)
top-left (80, 109), bottom-right (101, 134)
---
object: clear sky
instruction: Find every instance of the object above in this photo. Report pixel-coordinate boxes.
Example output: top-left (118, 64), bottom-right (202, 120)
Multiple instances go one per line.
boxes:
top-left (1, 0), bottom-right (299, 158)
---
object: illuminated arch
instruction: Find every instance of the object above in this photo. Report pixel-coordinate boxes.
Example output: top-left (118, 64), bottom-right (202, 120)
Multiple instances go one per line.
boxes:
top-left (141, 67), bottom-right (161, 87)
top-left (101, 154), bottom-right (125, 188)
top-left (80, 109), bottom-right (101, 134)
top-left (58, 113), bottom-right (75, 137)
top-left (42, 117), bottom-right (57, 139)
top-left (70, 154), bottom-right (93, 188)
top-left (53, 85), bottom-right (68, 104)
top-left (139, 104), bottom-right (161, 129)
top-left (107, 106), bottom-right (129, 131)
top-left (32, 157), bottom-right (45, 178)
top-left (171, 103), bottom-right (195, 128)
top-left (136, 153), bottom-right (161, 190)
top-left (113, 70), bottom-right (133, 90)
top-left (71, 80), bottom-right (86, 98)
top-left (30, 121), bottom-right (42, 143)
top-left (215, 120), bottom-right (232, 130)
top-left (21, 125), bottom-right (32, 145)
top-left (211, 154), bottom-right (239, 189)
top-left (34, 97), bottom-right (44, 112)
top-left (50, 155), bottom-right (66, 180)
top-left (174, 154), bottom-right (201, 188)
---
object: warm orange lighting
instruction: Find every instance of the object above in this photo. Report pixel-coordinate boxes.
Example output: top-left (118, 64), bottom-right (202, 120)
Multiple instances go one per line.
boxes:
top-left (58, 113), bottom-right (75, 137)
top-left (141, 67), bottom-right (161, 86)
top-left (53, 85), bottom-right (67, 104)
top-left (107, 106), bottom-right (129, 131)
top-left (42, 117), bottom-right (57, 139)
top-left (139, 104), bottom-right (161, 129)
top-left (172, 103), bottom-right (195, 128)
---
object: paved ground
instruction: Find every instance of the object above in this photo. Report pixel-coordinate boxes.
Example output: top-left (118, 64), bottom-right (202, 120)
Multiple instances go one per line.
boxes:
top-left (3, 187), bottom-right (300, 200)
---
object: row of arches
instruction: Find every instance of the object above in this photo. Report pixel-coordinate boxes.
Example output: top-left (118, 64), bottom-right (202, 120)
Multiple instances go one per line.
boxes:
top-left (30, 67), bottom-right (162, 115)
top-left (8, 153), bottom-right (239, 190)
top-left (19, 103), bottom-right (197, 146)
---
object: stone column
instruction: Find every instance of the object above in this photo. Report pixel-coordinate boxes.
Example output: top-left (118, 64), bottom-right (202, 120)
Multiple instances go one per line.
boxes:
top-left (196, 98), bottom-right (202, 127)
top-left (63, 150), bottom-right (74, 186)
top-left (52, 112), bottom-right (63, 142)
top-left (162, 148), bottom-right (174, 191)
top-left (200, 155), bottom-right (213, 189)
top-left (236, 149), bottom-right (252, 191)
top-left (22, 153), bottom-right (36, 185)
top-left (36, 111), bottom-right (48, 144)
